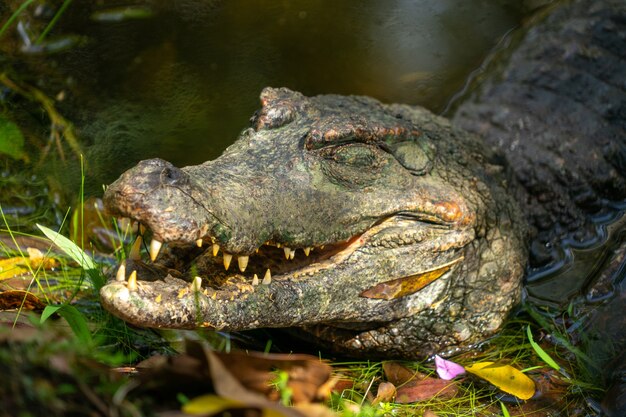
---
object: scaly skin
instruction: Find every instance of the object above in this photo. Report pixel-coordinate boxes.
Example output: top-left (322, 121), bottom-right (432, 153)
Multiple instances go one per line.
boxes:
top-left (101, 89), bottom-right (526, 358)
top-left (453, 0), bottom-right (626, 266)
top-left (101, 0), bottom-right (625, 358)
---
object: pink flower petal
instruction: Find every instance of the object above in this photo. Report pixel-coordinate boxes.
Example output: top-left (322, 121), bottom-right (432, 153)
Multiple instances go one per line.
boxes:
top-left (435, 355), bottom-right (466, 380)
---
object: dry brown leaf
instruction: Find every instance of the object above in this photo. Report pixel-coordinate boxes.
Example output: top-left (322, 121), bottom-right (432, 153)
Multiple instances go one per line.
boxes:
top-left (294, 403), bottom-right (340, 417)
top-left (372, 381), bottom-right (396, 405)
top-left (395, 377), bottom-right (458, 403)
top-left (0, 290), bottom-right (46, 310)
top-left (206, 349), bottom-right (306, 417)
top-left (0, 234), bottom-right (54, 254)
top-left (330, 379), bottom-right (354, 394)
top-left (135, 341), bottom-right (335, 415)
top-left (382, 361), bottom-right (425, 385)
top-left (213, 350), bottom-right (333, 404)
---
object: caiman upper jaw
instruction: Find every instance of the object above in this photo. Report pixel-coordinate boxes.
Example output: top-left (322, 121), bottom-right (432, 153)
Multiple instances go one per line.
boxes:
top-left (103, 158), bottom-right (215, 244)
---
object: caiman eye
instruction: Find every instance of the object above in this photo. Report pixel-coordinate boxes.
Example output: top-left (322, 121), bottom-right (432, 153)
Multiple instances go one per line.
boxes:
top-left (318, 143), bottom-right (388, 187)
top-left (321, 143), bottom-right (381, 167)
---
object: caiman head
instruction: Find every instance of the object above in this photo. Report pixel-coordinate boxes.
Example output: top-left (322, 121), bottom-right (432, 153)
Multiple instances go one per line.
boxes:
top-left (101, 87), bottom-right (526, 357)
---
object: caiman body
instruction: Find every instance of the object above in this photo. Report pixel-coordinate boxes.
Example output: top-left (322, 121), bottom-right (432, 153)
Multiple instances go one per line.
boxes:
top-left (100, 0), bottom-right (625, 358)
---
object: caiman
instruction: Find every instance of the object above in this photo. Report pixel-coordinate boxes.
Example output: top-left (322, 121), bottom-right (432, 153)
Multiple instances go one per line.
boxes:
top-left (100, 0), bottom-right (626, 358)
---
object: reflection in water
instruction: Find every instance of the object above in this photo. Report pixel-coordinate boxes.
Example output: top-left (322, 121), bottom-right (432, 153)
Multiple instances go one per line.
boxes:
top-left (526, 207), bottom-right (626, 307)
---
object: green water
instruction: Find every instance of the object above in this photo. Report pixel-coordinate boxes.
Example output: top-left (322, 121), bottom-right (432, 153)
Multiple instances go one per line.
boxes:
top-left (1, 0), bottom-right (523, 193)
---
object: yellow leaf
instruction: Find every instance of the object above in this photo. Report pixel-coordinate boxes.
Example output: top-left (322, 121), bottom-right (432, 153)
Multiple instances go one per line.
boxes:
top-left (464, 361), bottom-right (535, 400)
top-left (0, 251), bottom-right (58, 281)
top-left (0, 257), bottom-right (30, 280)
top-left (360, 257), bottom-right (462, 300)
top-left (182, 394), bottom-right (291, 417)
top-left (182, 395), bottom-right (242, 415)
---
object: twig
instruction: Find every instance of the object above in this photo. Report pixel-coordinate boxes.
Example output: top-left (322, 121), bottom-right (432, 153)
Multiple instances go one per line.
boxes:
top-left (0, 72), bottom-right (83, 164)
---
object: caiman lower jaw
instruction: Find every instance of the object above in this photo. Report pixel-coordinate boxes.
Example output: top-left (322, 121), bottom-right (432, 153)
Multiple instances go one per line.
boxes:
top-left (107, 216), bottom-right (474, 299)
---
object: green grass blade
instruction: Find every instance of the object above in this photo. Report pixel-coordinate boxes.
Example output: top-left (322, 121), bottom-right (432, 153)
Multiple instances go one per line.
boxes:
top-left (500, 401), bottom-right (511, 417)
top-left (37, 223), bottom-right (96, 270)
top-left (527, 325), bottom-right (560, 371)
top-left (58, 304), bottom-right (92, 345)
top-left (36, 0), bottom-right (73, 44)
top-left (41, 305), bottom-right (63, 322)
top-left (42, 304), bottom-right (93, 345)
top-left (0, 0), bottom-right (36, 39)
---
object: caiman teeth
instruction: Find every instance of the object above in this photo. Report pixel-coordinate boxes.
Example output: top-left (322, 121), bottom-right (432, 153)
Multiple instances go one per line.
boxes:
top-left (127, 270), bottom-right (138, 291)
top-left (129, 236), bottom-right (142, 261)
top-left (223, 253), bottom-right (232, 270)
top-left (149, 239), bottom-right (162, 262)
top-left (238, 255), bottom-right (249, 272)
top-left (196, 238), bottom-right (203, 247)
top-left (289, 248), bottom-right (296, 260)
top-left (115, 261), bottom-right (126, 282)
top-left (191, 276), bottom-right (202, 291)
top-left (262, 269), bottom-right (272, 285)
top-left (213, 243), bottom-right (220, 256)
top-left (283, 247), bottom-right (295, 260)
top-left (304, 247), bottom-right (311, 256)
top-left (252, 274), bottom-right (259, 285)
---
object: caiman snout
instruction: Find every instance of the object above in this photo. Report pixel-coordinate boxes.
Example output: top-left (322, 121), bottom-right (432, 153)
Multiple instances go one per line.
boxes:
top-left (160, 165), bottom-right (185, 186)
top-left (105, 159), bottom-right (190, 203)
top-left (103, 158), bottom-right (205, 243)
top-left (131, 158), bottom-right (188, 188)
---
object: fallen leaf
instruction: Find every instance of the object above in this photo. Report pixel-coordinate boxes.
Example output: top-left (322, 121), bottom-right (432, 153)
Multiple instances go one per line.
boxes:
top-left (464, 361), bottom-right (535, 400)
top-left (135, 341), bottom-right (336, 416)
top-left (372, 382), bottom-right (396, 405)
top-left (382, 361), bottom-right (425, 385)
top-left (212, 350), bottom-right (333, 404)
top-left (182, 394), bottom-right (261, 416)
top-left (382, 361), bottom-right (458, 403)
top-left (0, 250), bottom-right (58, 281)
top-left (434, 355), bottom-right (465, 380)
top-left (395, 377), bottom-right (458, 403)
top-left (330, 379), bottom-right (353, 394)
top-left (0, 257), bottom-right (31, 280)
top-left (0, 290), bottom-right (46, 310)
top-left (360, 258), bottom-right (461, 300)
top-left (206, 349), bottom-right (309, 417)
top-left (294, 403), bottom-right (341, 417)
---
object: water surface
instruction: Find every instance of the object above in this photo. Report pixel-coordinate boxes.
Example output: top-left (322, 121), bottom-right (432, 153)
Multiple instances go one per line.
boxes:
top-left (1, 0), bottom-right (523, 191)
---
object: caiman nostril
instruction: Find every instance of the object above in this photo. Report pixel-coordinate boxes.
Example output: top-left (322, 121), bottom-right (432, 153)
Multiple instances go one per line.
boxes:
top-left (160, 166), bottom-right (185, 186)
